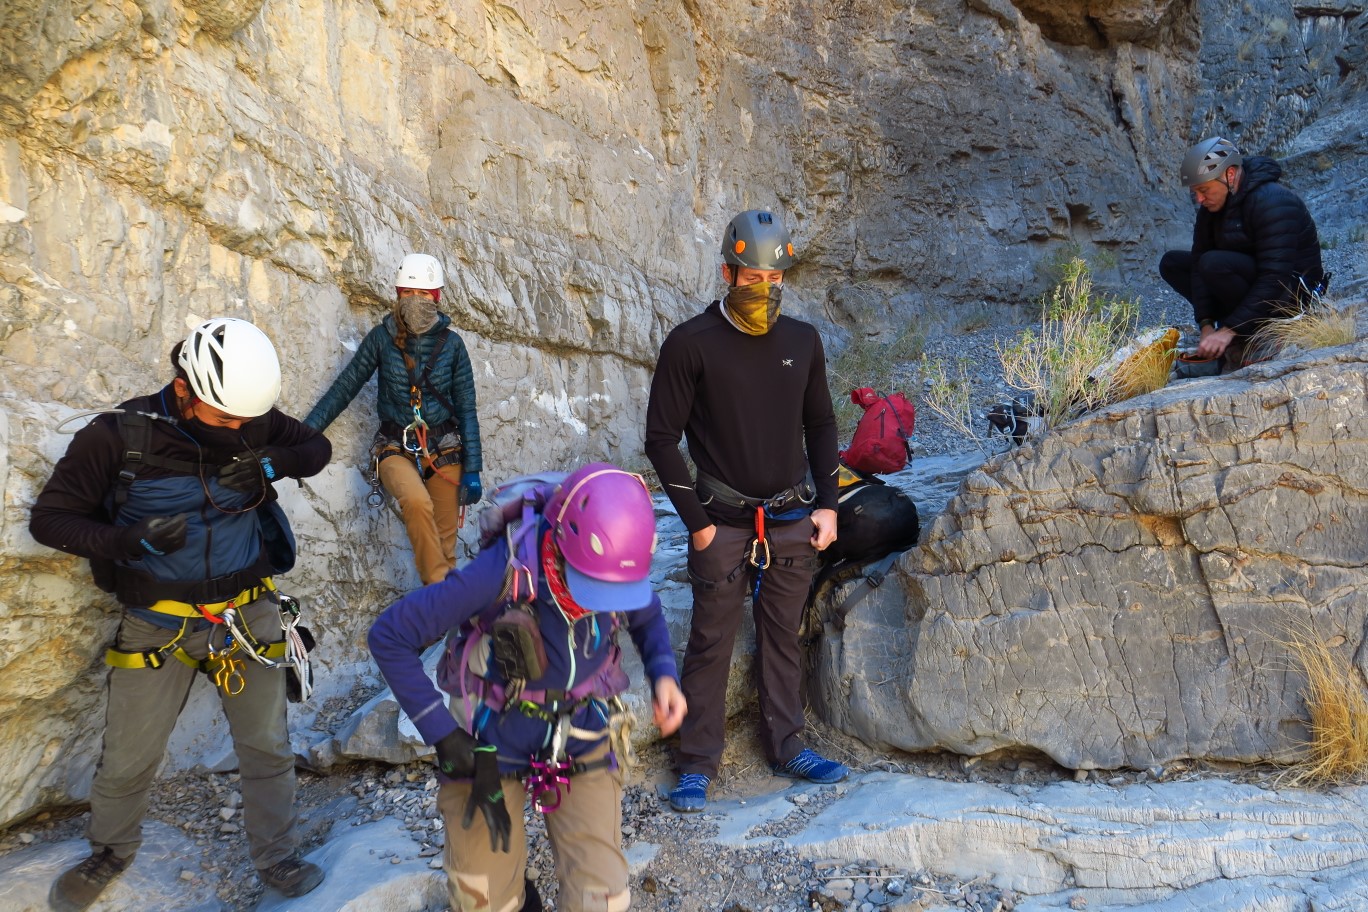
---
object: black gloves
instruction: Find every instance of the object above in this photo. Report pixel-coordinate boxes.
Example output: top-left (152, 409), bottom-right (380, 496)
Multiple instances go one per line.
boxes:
top-left (121, 514), bottom-right (189, 558)
top-left (218, 446), bottom-right (301, 493)
top-left (462, 745), bottom-right (511, 853)
top-left (434, 728), bottom-right (477, 778)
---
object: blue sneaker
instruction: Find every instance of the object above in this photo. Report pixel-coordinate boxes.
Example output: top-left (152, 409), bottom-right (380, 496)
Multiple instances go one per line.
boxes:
top-left (668, 773), bottom-right (711, 812)
top-left (773, 748), bottom-right (849, 784)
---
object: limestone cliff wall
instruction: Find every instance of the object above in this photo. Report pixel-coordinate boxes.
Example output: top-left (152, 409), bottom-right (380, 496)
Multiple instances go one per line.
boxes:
top-left (0, 0), bottom-right (1361, 825)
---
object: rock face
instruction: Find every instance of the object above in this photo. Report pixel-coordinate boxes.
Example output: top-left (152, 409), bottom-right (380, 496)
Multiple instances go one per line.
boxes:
top-left (817, 342), bottom-right (1368, 769)
top-left (0, 0), bottom-right (1364, 827)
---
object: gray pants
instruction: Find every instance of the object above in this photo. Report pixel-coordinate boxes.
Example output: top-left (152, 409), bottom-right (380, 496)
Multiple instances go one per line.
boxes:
top-left (88, 597), bottom-right (298, 870)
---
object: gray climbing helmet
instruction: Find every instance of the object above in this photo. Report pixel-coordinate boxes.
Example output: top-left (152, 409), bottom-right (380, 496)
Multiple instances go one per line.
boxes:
top-left (1180, 137), bottom-right (1242, 187)
top-left (721, 210), bottom-right (796, 271)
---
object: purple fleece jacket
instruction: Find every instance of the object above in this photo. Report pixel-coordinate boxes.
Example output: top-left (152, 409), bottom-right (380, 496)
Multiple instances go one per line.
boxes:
top-left (368, 533), bottom-right (679, 773)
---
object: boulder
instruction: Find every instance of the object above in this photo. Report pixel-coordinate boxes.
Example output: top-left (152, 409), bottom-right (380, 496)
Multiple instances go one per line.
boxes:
top-left (816, 342), bottom-right (1368, 769)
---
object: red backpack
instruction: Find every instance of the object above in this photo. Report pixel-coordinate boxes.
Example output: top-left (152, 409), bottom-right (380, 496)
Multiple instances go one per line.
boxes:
top-left (840, 387), bottom-right (916, 475)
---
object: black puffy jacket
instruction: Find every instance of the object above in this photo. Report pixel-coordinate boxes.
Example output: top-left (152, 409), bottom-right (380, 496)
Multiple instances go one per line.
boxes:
top-left (1190, 155), bottom-right (1324, 330)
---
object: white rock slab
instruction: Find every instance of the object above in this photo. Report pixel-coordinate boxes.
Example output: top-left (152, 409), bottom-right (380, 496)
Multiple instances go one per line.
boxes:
top-left (705, 771), bottom-right (1368, 910)
top-left (256, 818), bottom-right (446, 912)
top-left (0, 821), bottom-right (225, 912)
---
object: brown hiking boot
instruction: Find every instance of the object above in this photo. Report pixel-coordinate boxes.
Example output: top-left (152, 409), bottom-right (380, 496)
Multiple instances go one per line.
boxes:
top-left (49, 848), bottom-right (132, 912)
top-left (258, 852), bottom-right (324, 898)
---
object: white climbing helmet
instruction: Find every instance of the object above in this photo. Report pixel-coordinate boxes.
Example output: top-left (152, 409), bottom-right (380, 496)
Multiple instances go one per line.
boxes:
top-left (395, 253), bottom-right (444, 290)
top-left (177, 318), bottom-right (282, 418)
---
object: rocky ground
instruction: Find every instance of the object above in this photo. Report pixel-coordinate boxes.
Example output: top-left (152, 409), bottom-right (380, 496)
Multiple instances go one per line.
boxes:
top-left (0, 700), bottom-right (1309, 912)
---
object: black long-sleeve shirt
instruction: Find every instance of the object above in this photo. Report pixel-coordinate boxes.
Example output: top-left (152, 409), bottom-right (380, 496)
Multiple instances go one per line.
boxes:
top-left (644, 302), bottom-right (839, 533)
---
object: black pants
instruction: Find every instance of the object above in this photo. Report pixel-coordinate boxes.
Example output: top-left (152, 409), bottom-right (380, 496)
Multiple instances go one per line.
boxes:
top-left (677, 519), bottom-right (820, 778)
top-left (1159, 249), bottom-right (1259, 332)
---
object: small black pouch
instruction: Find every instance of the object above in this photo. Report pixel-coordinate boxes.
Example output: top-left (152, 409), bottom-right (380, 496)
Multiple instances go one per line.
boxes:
top-left (490, 605), bottom-right (548, 682)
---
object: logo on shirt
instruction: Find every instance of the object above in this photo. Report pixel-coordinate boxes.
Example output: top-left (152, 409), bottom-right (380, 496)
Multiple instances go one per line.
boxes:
top-left (782, 359), bottom-right (794, 367)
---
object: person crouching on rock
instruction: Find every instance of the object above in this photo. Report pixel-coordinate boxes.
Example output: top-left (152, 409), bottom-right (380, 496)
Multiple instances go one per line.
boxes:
top-left (305, 252), bottom-right (484, 586)
top-left (1158, 136), bottom-right (1327, 371)
top-left (368, 462), bottom-right (687, 912)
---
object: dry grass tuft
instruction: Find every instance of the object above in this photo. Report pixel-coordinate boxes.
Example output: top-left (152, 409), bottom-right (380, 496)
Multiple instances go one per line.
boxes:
top-left (1251, 291), bottom-right (1359, 357)
top-left (1283, 628), bottom-right (1368, 786)
top-left (1105, 327), bottom-right (1179, 403)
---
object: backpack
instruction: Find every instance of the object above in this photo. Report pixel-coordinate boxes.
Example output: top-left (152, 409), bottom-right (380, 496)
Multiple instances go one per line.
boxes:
top-left (823, 465), bottom-right (920, 568)
top-left (840, 387), bottom-right (916, 475)
top-left (803, 464), bottom-right (920, 641)
top-left (89, 406), bottom-right (296, 594)
top-left (435, 472), bottom-right (629, 726)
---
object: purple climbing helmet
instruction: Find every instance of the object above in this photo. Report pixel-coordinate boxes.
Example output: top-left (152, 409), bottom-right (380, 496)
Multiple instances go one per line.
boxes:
top-left (545, 462), bottom-right (657, 612)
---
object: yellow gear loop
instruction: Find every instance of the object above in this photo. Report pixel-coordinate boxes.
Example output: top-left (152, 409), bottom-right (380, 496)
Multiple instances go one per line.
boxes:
top-left (207, 642), bottom-right (246, 696)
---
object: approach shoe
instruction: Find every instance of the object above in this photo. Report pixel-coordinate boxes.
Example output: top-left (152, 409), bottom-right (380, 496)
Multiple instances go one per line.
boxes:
top-left (773, 748), bottom-right (849, 784)
top-left (49, 847), bottom-right (132, 912)
top-left (258, 852), bottom-right (325, 898)
top-left (668, 773), bottom-right (711, 812)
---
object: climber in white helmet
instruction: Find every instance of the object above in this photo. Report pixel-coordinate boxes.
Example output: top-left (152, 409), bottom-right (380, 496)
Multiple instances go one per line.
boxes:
top-left (306, 253), bottom-right (486, 586)
top-left (31, 317), bottom-right (331, 909)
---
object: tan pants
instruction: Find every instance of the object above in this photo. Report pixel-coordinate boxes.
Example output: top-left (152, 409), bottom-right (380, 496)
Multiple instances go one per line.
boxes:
top-left (436, 745), bottom-right (629, 912)
top-left (379, 453), bottom-right (462, 585)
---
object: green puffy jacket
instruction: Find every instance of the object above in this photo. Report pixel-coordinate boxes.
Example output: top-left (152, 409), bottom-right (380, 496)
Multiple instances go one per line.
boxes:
top-left (306, 313), bottom-right (482, 473)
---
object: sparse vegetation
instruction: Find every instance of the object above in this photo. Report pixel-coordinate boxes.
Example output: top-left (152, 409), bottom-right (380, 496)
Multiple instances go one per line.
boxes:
top-left (1282, 627), bottom-right (1368, 786)
top-left (996, 258), bottom-right (1140, 432)
top-left (1035, 242), bottom-right (1118, 289)
top-left (828, 324), bottom-right (926, 440)
top-left (918, 354), bottom-right (985, 448)
top-left (1250, 289), bottom-right (1359, 356)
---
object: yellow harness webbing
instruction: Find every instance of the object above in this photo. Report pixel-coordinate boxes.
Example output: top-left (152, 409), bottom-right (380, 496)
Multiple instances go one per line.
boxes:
top-left (142, 579), bottom-right (276, 619)
top-left (104, 578), bottom-right (284, 671)
top-left (105, 639), bottom-right (289, 671)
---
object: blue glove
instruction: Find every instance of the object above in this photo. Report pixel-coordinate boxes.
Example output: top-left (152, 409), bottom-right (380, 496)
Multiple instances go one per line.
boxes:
top-left (461, 472), bottom-right (482, 506)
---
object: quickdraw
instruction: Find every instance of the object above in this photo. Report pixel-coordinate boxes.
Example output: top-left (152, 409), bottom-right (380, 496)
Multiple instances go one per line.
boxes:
top-left (749, 505), bottom-right (771, 603)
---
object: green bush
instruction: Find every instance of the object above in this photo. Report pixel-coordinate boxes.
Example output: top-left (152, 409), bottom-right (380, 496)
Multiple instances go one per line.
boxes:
top-left (997, 258), bottom-right (1138, 432)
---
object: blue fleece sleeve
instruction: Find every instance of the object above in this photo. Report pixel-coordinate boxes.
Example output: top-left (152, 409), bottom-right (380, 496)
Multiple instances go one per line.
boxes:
top-left (367, 545), bottom-right (507, 745)
top-left (624, 593), bottom-right (679, 686)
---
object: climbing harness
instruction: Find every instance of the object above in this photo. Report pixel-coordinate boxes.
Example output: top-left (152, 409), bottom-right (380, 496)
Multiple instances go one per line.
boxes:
top-left (694, 470), bottom-right (814, 604)
top-left (522, 700), bottom-right (626, 813)
top-left (105, 588), bottom-right (313, 702)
